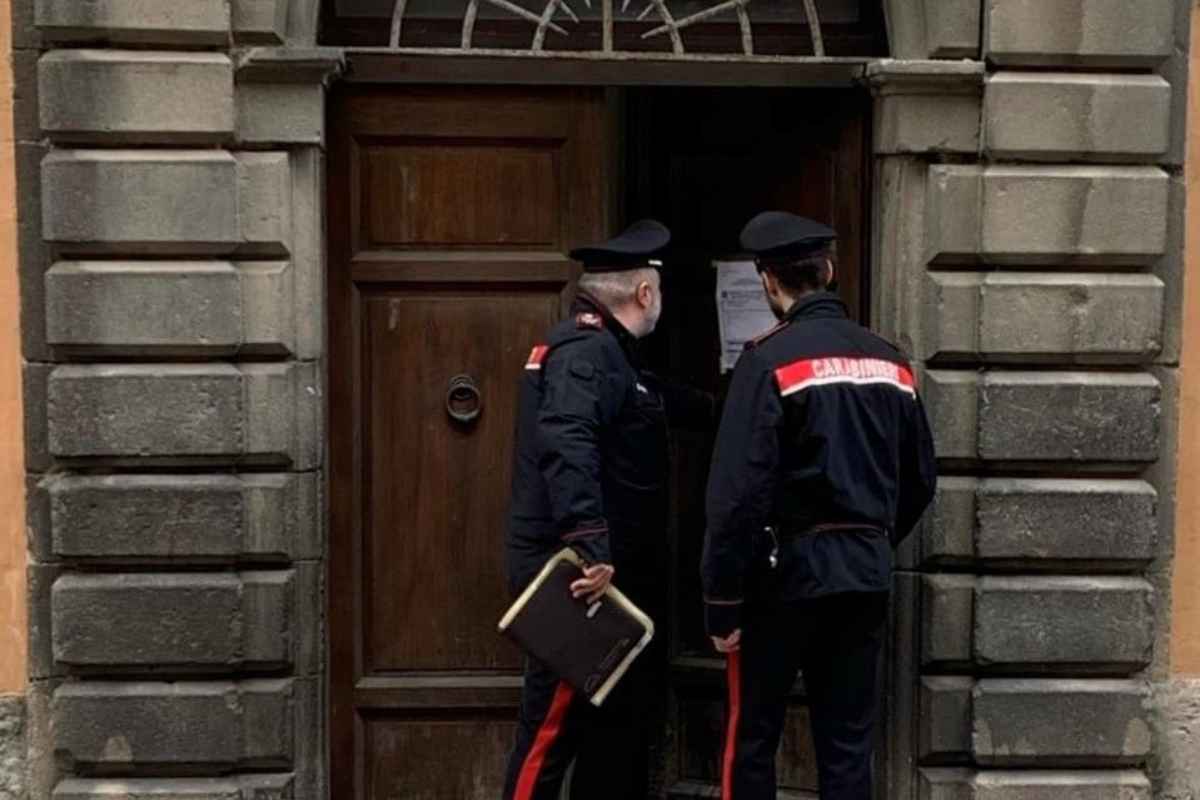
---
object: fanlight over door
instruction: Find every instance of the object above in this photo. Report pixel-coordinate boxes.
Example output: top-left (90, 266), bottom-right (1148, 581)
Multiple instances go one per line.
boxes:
top-left (323, 0), bottom-right (888, 58)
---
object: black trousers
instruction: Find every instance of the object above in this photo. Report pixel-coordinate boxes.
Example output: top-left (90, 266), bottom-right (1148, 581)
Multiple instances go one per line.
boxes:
top-left (723, 591), bottom-right (889, 800)
top-left (503, 653), bottom-right (654, 800)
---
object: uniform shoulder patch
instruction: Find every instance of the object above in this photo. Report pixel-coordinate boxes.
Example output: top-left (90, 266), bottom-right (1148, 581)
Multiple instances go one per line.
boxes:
top-left (576, 312), bottom-right (604, 330)
top-left (744, 320), bottom-right (787, 350)
top-left (525, 345), bottom-right (549, 371)
top-left (774, 356), bottom-right (917, 398)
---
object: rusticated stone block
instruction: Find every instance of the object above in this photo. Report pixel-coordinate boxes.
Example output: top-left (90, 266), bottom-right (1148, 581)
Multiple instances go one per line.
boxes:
top-left (1153, 679), bottom-right (1200, 800)
top-left (290, 148), bottom-right (324, 360)
top-left (237, 152), bottom-right (291, 257)
top-left (926, 165), bottom-right (1169, 266)
top-left (973, 770), bottom-right (1151, 800)
top-left (17, 142), bottom-right (52, 363)
top-left (978, 372), bottom-right (1160, 463)
top-left (52, 571), bottom-right (294, 672)
top-left (35, 0), bottom-right (230, 45)
top-left (923, 371), bottom-right (1160, 464)
top-left (0, 695), bottom-right (24, 800)
top-left (923, 273), bottom-right (1165, 363)
top-left (46, 261), bottom-right (236, 354)
top-left (241, 262), bottom-right (295, 354)
top-left (922, 574), bottom-right (974, 669)
top-left (868, 61), bottom-right (983, 155)
top-left (286, 0), bottom-right (321, 45)
top-left (52, 680), bottom-right (298, 770)
top-left (42, 150), bottom-right (292, 257)
top-left (14, 49), bottom-right (42, 143)
top-left (920, 677), bottom-right (973, 761)
top-left (925, 166), bottom-right (983, 264)
top-left (883, 0), bottom-right (981, 59)
top-left (42, 150), bottom-right (238, 255)
top-left (984, 0), bottom-right (1171, 68)
top-left (985, 73), bottom-right (1170, 162)
top-left (978, 274), bottom-right (1163, 362)
top-left (920, 370), bottom-right (979, 460)
top-left (982, 165), bottom-right (1171, 264)
top-left (973, 679), bottom-right (1151, 766)
top-left (977, 479), bottom-right (1156, 566)
top-left (45, 260), bottom-right (295, 357)
top-left (921, 478), bottom-right (1157, 569)
top-left (918, 476), bottom-right (976, 565)
top-left (23, 363), bottom-right (51, 473)
top-left (36, 473), bottom-right (320, 563)
top-left (233, 0), bottom-right (289, 44)
top-left (27, 565), bottom-right (59, 681)
top-left (875, 92), bottom-right (980, 156)
top-left (922, 273), bottom-right (979, 359)
top-left (1163, 0), bottom-right (1192, 164)
top-left (918, 768), bottom-right (974, 800)
top-left (974, 577), bottom-right (1154, 672)
top-left (55, 775), bottom-right (296, 800)
top-left (39, 51), bottom-right (234, 144)
top-left (44, 363), bottom-right (319, 468)
top-left (1159, 173), bottom-right (1187, 365)
top-left (236, 83), bottom-right (325, 146)
top-left (984, 0), bottom-right (1173, 67)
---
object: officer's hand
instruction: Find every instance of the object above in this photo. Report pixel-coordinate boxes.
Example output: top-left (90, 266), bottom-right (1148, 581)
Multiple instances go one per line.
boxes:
top-left (711, 629), bottom-right (742, 653)
top-left (571, 563), bottom-right (615, 603)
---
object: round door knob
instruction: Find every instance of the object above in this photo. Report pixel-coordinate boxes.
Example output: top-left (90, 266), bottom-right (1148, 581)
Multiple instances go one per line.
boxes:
top-left (446, 374), bottom-right (483, 425)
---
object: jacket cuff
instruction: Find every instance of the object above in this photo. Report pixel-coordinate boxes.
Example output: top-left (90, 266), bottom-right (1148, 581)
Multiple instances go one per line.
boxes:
top-left (704, 597), bottom-right (743, 638)
top-left (562, 524), bottom-right (611, 565)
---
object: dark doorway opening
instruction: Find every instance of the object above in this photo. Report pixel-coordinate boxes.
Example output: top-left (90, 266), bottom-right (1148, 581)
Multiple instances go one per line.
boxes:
top-left (622, 86), bottom-right (871, 798)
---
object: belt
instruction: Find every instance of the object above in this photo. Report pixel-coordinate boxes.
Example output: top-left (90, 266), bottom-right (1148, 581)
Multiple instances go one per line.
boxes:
top-left (781, 522), bottom-right (887, 537)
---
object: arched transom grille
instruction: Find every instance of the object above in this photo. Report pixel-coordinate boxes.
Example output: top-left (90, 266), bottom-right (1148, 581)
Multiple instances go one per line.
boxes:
top-left (382, 0), bottom-right (829, 55)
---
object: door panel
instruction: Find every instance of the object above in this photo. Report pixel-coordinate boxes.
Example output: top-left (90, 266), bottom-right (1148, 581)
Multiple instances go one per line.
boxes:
top-left (362, 289), bottom-right (558, 673)
top-left (362, 143), bottom-right (562, 248)
top-left (365, 716), bottom-right (517, 800)
top-left (329, 86), bottom-right (611, 799)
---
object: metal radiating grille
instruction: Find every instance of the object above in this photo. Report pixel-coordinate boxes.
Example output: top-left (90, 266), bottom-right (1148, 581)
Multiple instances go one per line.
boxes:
top-left (387, 0), bottom-right (825, 56)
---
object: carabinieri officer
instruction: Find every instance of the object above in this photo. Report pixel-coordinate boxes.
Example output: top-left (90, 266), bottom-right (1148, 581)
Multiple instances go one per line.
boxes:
top-left (702, 211), bottom-right (937, 800)
top-left (504, 219), bottom-right (709, 800)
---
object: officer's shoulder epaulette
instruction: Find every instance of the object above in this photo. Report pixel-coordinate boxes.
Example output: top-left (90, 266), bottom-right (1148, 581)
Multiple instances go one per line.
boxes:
top-left (744, 319), bottom-right (788, 351)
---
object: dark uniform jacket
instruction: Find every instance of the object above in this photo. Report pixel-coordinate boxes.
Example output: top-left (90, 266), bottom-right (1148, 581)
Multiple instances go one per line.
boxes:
top-left (701, 292), bottom-right (937, 637)
top-left (507, 293), bottom-right (709, 601)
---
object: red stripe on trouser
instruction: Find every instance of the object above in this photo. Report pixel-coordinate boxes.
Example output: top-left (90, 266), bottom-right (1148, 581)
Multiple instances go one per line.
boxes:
top-left (515, 681), bottom-right (575, 800)
top-left (722, 651), bottom-right (742, 800)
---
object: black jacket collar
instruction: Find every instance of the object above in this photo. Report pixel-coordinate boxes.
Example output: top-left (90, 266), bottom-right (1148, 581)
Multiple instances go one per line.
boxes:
top-left (784, 291), bottom-right (848, 323)
top-left (572, 292), bottom-right (640, 361)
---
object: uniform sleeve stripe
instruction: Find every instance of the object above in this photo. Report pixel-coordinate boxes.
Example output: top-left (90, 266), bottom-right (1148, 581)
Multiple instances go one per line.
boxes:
top-left (775, 357), bottom-right (916, 398)
top-left (525, 345), bottom-right (550, 370)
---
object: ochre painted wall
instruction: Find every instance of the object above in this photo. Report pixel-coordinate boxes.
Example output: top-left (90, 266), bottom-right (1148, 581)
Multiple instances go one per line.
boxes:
top-left (0, 0), bottom-right (26, 693)
top-left (1173, 1), bottom-right (1200, 677)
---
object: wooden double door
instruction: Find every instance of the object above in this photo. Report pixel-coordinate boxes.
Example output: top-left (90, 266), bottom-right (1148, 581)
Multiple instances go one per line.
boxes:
top-left (328, 84), bottom-right (869, 799)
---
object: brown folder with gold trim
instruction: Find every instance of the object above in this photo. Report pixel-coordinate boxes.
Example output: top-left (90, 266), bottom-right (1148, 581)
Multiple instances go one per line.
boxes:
top-left (498, 548), bottom-right (655, 706)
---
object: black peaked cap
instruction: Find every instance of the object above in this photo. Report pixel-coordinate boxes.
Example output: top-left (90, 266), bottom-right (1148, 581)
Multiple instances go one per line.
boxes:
top-left (740, 211), bottom-right (836, 261)
top-left (569, 219), bottom-right (671, 273)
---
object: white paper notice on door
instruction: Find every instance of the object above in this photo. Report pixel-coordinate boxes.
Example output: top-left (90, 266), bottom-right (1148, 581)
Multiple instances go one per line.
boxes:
top-left (714, 259), bottom-right (778, 372)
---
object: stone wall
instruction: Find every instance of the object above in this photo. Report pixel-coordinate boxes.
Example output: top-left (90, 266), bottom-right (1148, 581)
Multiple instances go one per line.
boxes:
top-left (874, 0), bottom-right (1192, 797)
top-left (14, 1), bottom-right (337, 798)
top-left (8, 0), bottom-right (1197, 798)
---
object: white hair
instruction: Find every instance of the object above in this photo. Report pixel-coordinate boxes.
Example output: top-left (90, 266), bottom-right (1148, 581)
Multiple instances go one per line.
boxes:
top-left (577, 268), bottom-right (657, 309)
